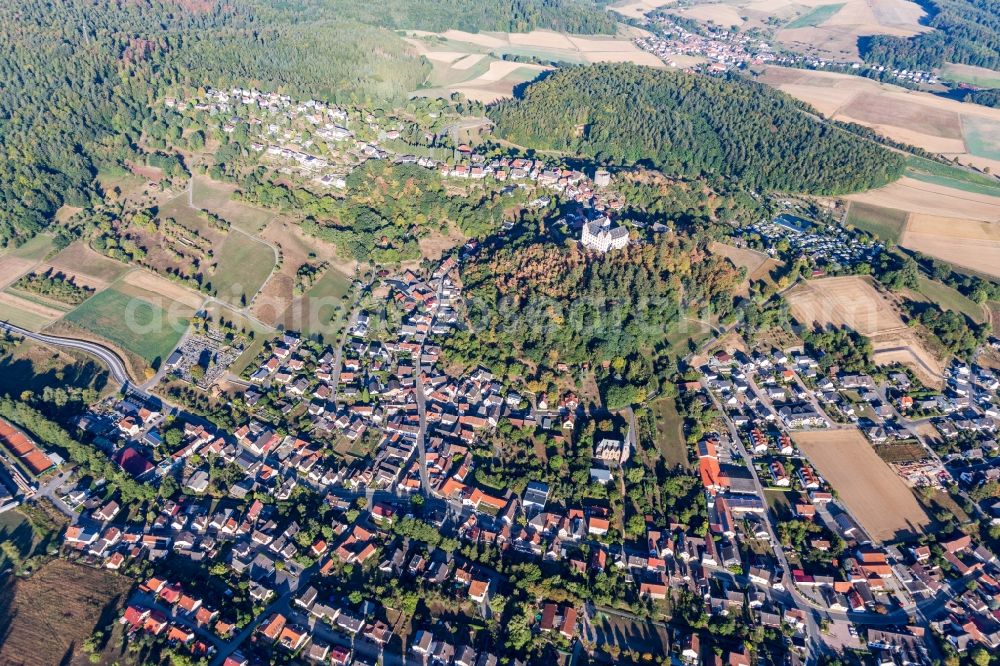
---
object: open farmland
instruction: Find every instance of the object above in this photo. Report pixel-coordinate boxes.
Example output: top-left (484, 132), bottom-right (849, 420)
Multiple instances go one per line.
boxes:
top-left (845, 176), bottom-right (1000, 222)
top-left (786, 276), bottom-right (903, 336)
top-left (793, 428), bottom-right (933, 542)
top-left (45, 242), bottom-right (129, 289)
top-left (62, 285), bottom-right (192, 368)
top-left (900, 214), bottom-right (1000, 279)
top-left (786, 276), bottom-right (944, 384)
top-left (756, 66), bottom-right (1000, 172)
top-left (940, 63), bottom-right (1000, 89)
top-left (253, 217), bottom-right (341, 327)
top-left (671, 0), bottom-right (927, 60)
top-left (845, 201), bottom-right (908, 242)
top-left (407, 28), bottom-right (663, 103)
top-left (784, 3), bottom-right (846, 29)
top-left (610, 0), bottom-right (676, 19)
top-left (0, 559), bottom-right (131, 666)
top-left (0, 291), bottom-right (67, 331)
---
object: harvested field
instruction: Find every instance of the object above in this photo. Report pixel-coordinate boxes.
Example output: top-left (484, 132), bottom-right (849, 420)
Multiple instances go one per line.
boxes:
top-left (845, 201), bottom-right (908, 242)
top-left (793, 428), bottom-right (932, 542)
top-left (841, 92), bottom-right (963, 140)
top-left (610, 0), bottom-right (676, 19)
top-left (409, 28), bottom-right (663, 102)
top-left (756, 66), bottom-right (1000, 166)
top-left (845, 177), bottom-right (1000, 222)
top-left (424, 50), bottom-right (468, 64)
top-left (0, 257), bottom-right (37, 290)
top-left (787, 276), bottom-right (944, 384)
top-left (676, 4), bottom-right (747, 27)
top-left (0, 559), bottom-right (132, 666)
top-left (45, 242), bottom-right (129, 288)
top-left (0, 291), bottom-right (65, 331)
top-left (120, 269), bottom-right (205, 310)
top-left (452, 53), bottom-right (485, 69)
top-left (786, 276), bottom-right (903, 336)
top-left (900, 214), bottom-right (1000, 279)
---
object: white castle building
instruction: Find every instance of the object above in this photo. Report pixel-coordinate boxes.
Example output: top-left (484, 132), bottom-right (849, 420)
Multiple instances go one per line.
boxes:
top-left (580, 216), bottom-right (629, 254)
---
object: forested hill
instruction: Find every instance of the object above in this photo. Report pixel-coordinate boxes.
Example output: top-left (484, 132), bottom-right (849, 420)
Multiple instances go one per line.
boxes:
top-left (278, 0), bottom-right (618, 34)
top-left (859, 0), bottom-right (1000, 70)
top-left (0, 0), bottom-right (613, 248)
top-left (488, 63), bottom-right (905, 194)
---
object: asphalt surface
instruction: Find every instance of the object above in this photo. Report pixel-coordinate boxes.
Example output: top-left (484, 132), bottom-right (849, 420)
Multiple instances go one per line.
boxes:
top-left (0, 320), bottom-right (132, 386)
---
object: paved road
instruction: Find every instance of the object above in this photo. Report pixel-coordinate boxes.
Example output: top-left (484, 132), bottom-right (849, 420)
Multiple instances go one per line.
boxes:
top-left (0, 321), bottom-right (132, 386)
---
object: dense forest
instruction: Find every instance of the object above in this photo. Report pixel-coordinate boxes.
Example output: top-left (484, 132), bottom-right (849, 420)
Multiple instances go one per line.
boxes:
top-left (0, 0), bottom-right (611, 249)
top-left (859, 0), bottom-right (1000, 70)
top-left (962, 88), bottom-right (1000, 109)
top-left (489, 64), bottom-right (904, 194)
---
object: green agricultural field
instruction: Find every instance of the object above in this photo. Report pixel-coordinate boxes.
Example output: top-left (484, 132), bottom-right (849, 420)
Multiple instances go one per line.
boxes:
top-left (492, 45), bottom-right (586, 64)
top-left (905, 156), bottom-right (1000, 197)
top-left (913, 276), bottom-right (986, 323)
top-left (845, 201), bottom-right (908, 243)
top-left (940, 63), bottom-right (1000, 89)
top-left (209, 233), bottom-right (275, 307)
top-left (784, 3), bottom-right (844, 29)
top-left (962, 116), bottom-right (1000, 161)
top-left (63, 287), bottom-right (190, 366)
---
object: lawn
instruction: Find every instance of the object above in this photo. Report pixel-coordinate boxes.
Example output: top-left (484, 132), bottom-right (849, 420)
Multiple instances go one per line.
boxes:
top-left (650, 396), bottom-right (689, 469)
top-left (290, 267), bottom-right (353, 339)
top-left (2, 234), bottom-right (57, 262)
top-left (784, 3), bottom-right (844, 29)
top-left (210, 233), bottom-right (276, 307)
top-left (905, 155), bottom-right (1000, 197)
top-left (913, 276), bottom-right (986, 324)
top-left (845, 201), bottom-right (908, 243)
top-left (62, 287), bottom-right (190, 366)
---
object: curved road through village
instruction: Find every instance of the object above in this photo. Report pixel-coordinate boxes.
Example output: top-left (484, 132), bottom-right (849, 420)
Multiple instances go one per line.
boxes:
top-left (0, 321), bottom-right (133, 386)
